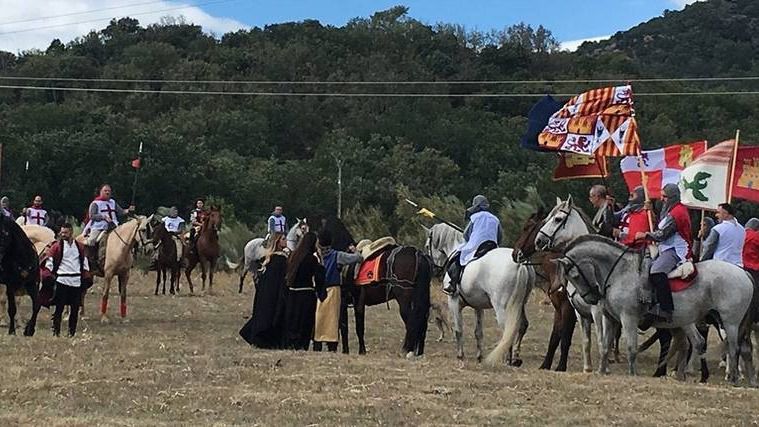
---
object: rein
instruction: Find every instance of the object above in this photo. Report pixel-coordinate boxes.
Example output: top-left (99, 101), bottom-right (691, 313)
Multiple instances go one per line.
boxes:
top-left (538, 208), bottom-right (572, 250)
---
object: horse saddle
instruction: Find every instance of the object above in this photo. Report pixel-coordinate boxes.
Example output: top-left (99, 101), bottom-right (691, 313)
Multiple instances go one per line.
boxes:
top-left (472, 240), bottom-right (498, 261)
top-left (667, 262), bottom-right (698, 293)
top-left (359, 237), bottom-right (397, 260)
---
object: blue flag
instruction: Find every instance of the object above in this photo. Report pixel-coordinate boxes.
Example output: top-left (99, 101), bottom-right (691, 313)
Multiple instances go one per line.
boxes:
top-left (520, 95), bottom-right (564, 152)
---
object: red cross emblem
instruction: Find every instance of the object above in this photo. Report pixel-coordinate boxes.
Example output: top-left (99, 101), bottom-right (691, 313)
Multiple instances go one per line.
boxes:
top-left (29, 211), bottom-right (45, 225)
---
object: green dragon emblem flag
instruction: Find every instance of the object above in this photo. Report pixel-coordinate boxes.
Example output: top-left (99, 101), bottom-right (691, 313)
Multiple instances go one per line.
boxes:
top-left (677, 140), bottom-right (735, 210)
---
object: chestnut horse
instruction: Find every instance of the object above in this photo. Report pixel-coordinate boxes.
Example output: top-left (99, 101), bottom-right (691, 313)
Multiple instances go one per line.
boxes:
top-left (185, 206), bottom-right (221, 294)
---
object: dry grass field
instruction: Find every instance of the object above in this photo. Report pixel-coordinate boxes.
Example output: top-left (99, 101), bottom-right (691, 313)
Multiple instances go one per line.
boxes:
top-left (0, 272), bottom-right (758, 426)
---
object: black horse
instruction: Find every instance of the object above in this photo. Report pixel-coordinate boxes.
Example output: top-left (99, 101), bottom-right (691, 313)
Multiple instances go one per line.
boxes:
top-left (0, 215), bottom-right (41, 335)
top-left (322, 217), bottom-right (432, 357)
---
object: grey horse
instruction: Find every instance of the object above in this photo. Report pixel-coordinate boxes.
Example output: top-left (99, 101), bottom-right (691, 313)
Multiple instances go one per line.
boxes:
top-left (554, 234), bottom-right (755, 385)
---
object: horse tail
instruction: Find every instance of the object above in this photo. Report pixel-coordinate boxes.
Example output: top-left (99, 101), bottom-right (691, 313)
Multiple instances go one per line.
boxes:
top-left (407, 252), bottom-right (432, 356)
top-left (485, 262), bottom-right (533, 366)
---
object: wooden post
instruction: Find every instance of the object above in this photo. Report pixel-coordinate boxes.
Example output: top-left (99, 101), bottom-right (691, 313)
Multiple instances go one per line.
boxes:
top-left (728, 129), bottom-right (741, 203)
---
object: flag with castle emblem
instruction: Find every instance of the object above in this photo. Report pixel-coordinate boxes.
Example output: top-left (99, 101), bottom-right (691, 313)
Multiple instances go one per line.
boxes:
top-left (552, 153), bottom-right (608, 181)
top-left (732, 146), bottom-right (759, 203)
top-left (678, 140), bottom-right (735, 210)
top-left (538, 85), bottom-right (640, 157)
top-left (619, 141), bottom-right (707, 198)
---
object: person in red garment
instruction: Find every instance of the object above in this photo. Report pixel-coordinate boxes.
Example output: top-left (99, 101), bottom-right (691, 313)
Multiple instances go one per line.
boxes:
top-left (618, 186), bottom-right (651, 249)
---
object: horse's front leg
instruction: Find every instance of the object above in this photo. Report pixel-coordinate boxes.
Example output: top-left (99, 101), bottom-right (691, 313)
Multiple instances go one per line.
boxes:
top-left (101, 274), bottom-right (113, 323)
top-left (474, 308), bottom-right (484, 363)
top-left (6, 287), bottom-right (16, 335)
top-left (118, 271), bottom-right (129, 320)
top-left (592, 305), bottom-right (611, 374)
top-left (620, 313), bottom-right (639, 376)
top-left (208, 259), bottom-right (216, 294)
top-left (339, 287), bottom-right (350, 354)
top-left (578, 311), bottom-right (593, 373)
top-left (200, 259), bottom-right (207, 292)
top-left (449, 295), bottom-right (465, 360)
top-left (154, 269), bottom-right (160, 296)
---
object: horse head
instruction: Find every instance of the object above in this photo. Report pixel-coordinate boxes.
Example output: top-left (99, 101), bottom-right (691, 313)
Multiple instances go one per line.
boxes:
top-left (206, 206), bottom-right (222, 233)
top-left (512, 206), bottom-right (546, 263)
top-left (535, 195), bottom-right (588, 251)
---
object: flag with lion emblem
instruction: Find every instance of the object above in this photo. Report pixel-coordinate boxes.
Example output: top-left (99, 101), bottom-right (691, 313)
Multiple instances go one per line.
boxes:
top-left (678, 140), bottom-right (735, 210)
top-left (538, 85), bottom-right (641, 157)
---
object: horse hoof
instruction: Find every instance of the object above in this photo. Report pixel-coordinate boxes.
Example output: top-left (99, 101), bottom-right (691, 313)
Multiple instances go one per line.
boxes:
top-left (8, 329), bottom-right (15, 336)
top-left (584, 367), bottom-right (593, 373)
top-left (476, 356), bottom-right (483, 363)
top-left (101, 315), bottom-right (110, 324)
top-left (511, 359), bottom-right (523, 368)
top-left (406, 351), bottom-right (415, 360)
top-left (121, 318), bottom-right (130, 324)
top-left (23, 327), bottom-right (34, 337)
top-left (359, 349), bottom-right (367, 355)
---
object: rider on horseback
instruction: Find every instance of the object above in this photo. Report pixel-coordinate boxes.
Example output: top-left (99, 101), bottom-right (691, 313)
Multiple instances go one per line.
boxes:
top-left (22, 195), bottom-right (48, 227)
top-left (635, 183), bottom-right (692, 323)
top-left (189, 198), bottom-right (207, 252)
top-left (443, 195), bottom-right (502, 295)
top-left (84, 184), bottom-right (135, 274)
top-left (268, 206), bottom-right (288, 235)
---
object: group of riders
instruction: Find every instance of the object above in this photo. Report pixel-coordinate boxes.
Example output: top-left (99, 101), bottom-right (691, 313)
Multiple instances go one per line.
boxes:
top-left (445, 183), bottom-right (759, 326)
top-left (0, 184), bottom-right (229, 336)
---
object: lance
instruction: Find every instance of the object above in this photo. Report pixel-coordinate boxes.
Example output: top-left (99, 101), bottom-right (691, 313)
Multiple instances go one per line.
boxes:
top-left (405, 199), bottom-right (464, 232)
top-left (130, 141), bottom-right (143, 207)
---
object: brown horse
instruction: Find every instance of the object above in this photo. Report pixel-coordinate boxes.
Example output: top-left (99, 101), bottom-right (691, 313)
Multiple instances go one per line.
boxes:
top-left (513, 208), bottom-right (577, 372)
top-left (151, 223), bottom-right (183, 295)
top-left (185, 207), bottom-right (221, 294)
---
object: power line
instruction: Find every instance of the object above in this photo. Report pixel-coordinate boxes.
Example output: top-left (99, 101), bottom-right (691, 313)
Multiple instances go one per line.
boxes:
top-left (2, 75), bottom-right (759, 85)
top-left (0, 0), bottom-right (166, 27)
top-left (0, 0), bottom-right (238, 36)
top-left (3, 83), bottom-right (759, 97)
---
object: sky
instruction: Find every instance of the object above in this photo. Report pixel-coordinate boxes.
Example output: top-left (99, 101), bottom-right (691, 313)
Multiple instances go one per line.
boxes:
top-left (0, 0), bottom-right (703, 53)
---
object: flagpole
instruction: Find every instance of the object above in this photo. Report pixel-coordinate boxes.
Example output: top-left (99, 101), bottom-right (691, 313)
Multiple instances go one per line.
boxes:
top-left (636, 150), bottom-right (655, 231)
top-left (728, 129), bottom-right (741, 203)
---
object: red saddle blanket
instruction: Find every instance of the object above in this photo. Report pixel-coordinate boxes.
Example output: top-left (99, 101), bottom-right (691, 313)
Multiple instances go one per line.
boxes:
top-left (670, 267), bottom-right (698, 293)
top-left (356, 251), bottom-right (389, 286)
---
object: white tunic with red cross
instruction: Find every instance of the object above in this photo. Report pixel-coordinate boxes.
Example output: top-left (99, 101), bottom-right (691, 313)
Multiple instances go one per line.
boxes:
top-left (91, 199), bottom-right (119, 230)
top-left (25, 207), bottom-right (47, 226)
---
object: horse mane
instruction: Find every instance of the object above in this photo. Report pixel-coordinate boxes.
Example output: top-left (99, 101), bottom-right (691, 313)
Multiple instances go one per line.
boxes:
top-left (322, 216), bottom-right (355, 252)
top-left (564, 233), bottom-right (627, 253)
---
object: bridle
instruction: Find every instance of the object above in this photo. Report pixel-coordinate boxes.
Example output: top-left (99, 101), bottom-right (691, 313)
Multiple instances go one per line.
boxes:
top-left (560, 242), bottom-right (640, 303)
top-left (537, 207), bottom-right (572, 251)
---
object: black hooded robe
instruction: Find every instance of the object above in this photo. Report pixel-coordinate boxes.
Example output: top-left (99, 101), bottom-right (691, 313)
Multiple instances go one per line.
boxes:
top-left (239, 253), bottom-right (288, 349)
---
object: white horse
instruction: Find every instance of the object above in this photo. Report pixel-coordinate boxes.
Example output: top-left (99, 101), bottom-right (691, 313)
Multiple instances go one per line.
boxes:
top-left (533, 196), bottom-right (611, 373)
top-left (426, 223), bottom-right (535, 365)
top-left (555, 235), bottom-right (756, 385)
top-left (238, 218), bottom-right (309, 293)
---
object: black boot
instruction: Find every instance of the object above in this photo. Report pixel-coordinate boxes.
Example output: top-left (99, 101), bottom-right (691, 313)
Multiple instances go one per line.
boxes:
top-left (647, 273), bottom-right (673, 323)
top-left (443, 255), bottom-right (462, 295)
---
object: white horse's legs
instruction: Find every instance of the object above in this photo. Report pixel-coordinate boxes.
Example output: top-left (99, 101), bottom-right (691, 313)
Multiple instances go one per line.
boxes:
top-left (592, 305), bottom-right (610, 374)
top-left (579, 311), bottom-right (593, 373)
top-left (724, 323), bottom-right (741, 384)
top-left (597, 312), bottom-right (618, 375)
top-left (449, 296), bottom-right (465, 360)
top-left (620, 313), bottom-right (638, 376)
top-left (474, 308), bottom-right (484, 363)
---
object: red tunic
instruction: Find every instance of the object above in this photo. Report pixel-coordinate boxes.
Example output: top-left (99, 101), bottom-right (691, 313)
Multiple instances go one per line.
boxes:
top-left (667, 203), bottom-right (693, 260)
top-left (743, 229), bottom-right (759, 271)
top-left (621, 209), bottom-right (651, 249)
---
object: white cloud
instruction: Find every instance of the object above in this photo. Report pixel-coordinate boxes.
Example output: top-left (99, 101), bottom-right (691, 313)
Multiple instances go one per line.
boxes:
top-left (560, 35), bottom-right (611, 52)
top-left (0, 0), bottom-right (248, 53)
top-left (669, 0), bottom-right (705, 8)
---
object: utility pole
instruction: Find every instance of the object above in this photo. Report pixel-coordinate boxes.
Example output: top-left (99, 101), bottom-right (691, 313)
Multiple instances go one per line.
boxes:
top-left (0, 143), bottom-right (4, 191)
top-left (332, 154), bottom-right (344, 219)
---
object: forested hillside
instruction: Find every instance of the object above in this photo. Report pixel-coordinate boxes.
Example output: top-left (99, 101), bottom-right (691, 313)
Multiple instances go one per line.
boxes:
top-left (1, 1), bottom-right (757, 234)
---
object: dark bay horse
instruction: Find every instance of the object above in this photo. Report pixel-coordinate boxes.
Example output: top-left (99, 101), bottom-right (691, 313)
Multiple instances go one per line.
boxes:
top-left (151, 222), bottom-right (183, 295)
top-left (185, 207), bottom-right (221, 294)
top-left (323, 217), bottom-right (432, 357)
top-left (0, 215), bottom-right (41, 335)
